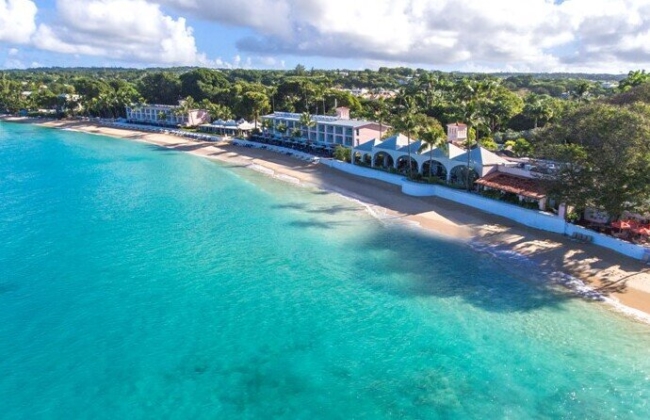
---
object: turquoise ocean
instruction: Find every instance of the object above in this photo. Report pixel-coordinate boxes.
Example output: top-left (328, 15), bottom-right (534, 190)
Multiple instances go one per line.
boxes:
top-left (1, 122), bottom-right (650, 419)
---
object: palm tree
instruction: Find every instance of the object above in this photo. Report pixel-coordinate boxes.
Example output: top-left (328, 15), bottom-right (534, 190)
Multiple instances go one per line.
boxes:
top-left (373, 99), bottom-right (390, 140)
top-left (454, 79), bottom-right (492, 191)
top-left (283, 94), bottom-right (300, 112)
top-left (462, 106), bottom-right (483, 191)
top-left (199, 99), bottom-right (233, 122)
top-left (99, 90), bottom-right (120, 119)
top-left (619, 69), bottom-right (650, 92)
top-left (524, 94), bottom-right (554, 129)
top-left (568, 81), bottom-right (592, 103)
top-left (157, 110), bottom-right (168, 126)
top-left (418, 121), bottom-right (447, 179)
top-left (395, 95), bottom-right (420, 178)
top-left (313, 84), bottom-right (327, 114)
top-left (416, 72), bottom-right (442, 110)
top-left (174, 96), bottom-right (196, 126)
top-left (290, 127), bottom-right (302, 139)
top-left (299, 111), bottom-right (316, 142)
top-left (261, 118), bottom-right (273, 135)
top-left (263, 84), bottom-right (277, 113)
top-left (276, 122), bottom-right (288, 139)
top-left (198, 99), bottom-right (212, 118)
top-left (243, 91), bottom-right (270, 130)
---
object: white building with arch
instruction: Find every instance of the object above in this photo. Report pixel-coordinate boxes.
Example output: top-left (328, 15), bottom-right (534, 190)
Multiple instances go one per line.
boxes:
top-left (352, 134), bottom-right (512, 186)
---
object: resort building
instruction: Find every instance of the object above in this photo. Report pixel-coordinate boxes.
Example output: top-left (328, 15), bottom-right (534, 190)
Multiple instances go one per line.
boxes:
top-left (475, 166), bottom-right (549, 210)
top-left (353, 134), bottom-right (549, 209)
top-left (126, 102), bottom-right (210, 127)
top-left (198, 119), bottom-right (256, 138)
top-left (352, 134), bottom-right (511, 184)
top-left (260, 107), bottom-right (388, 147)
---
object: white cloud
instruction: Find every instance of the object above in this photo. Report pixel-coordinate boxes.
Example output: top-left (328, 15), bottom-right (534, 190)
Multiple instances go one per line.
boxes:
top-left (2, 59), bottom-right (25, 69)
top-left (31, 0), bottom-right (207, 65)
top-left (553, 0), bottom-right (650, 70)
top-left (0, 0), bottom-right (38, 44)
top-left (159, 0), bottom-right (650, 72)
top-left (255, 56), bottom-right (285, 68)
top-left (158, 0), bottom-right (295, 38)
top-left (6, 0), bottom-right (650, 72)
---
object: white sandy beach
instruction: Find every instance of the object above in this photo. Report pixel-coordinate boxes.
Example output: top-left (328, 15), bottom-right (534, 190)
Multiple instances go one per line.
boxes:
top-left (5, 116), bottom-right (650, 320)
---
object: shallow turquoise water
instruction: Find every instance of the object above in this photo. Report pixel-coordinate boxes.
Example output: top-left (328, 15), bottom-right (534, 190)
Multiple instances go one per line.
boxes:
top-left (1, 122), bottom-right (649, 419)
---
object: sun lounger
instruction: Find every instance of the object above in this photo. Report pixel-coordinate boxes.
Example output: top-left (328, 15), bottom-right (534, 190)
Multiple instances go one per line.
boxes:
top-left (571, 232), bottom-right (593, 243)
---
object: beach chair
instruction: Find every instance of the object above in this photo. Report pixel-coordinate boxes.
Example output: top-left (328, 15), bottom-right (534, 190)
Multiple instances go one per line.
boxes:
top-left (570, 232), bottom-right (593, 244)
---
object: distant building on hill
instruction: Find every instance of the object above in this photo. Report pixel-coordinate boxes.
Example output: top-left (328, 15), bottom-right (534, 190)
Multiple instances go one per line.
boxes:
top-left (261, 107), bottom-right (388, 147)
top-left (126, 102), bottom-right (210, 127)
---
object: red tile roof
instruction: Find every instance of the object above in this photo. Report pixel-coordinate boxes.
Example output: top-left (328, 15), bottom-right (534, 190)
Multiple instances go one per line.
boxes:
top-left (476, 172), bottom-right (547, 200)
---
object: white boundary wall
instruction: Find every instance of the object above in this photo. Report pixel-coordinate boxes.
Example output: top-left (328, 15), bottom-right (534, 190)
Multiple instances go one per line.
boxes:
top-left (563, 224), bottom-right (647, 260)
top-left (322, 159), bottom-right (649, 261)
top-left (402, 181), bottom-right (567, 233)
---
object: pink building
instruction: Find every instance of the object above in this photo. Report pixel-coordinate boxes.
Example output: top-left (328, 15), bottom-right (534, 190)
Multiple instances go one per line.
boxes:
top-left (126, 103), bottom-right (210, 127)
top-left (185, 109), bottom-right (211, 127)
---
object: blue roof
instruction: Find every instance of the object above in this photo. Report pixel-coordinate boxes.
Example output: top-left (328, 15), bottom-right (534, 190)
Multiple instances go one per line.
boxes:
top-left (453, 147), bottom-right (509, 166)
top-left (373, 134), bottom-right (411, 150)
top-left (398, 140), bottom-right (422, 154)
top-left (355, 138), bottom-right (381, 152)
top-left (374, 135), bottom-right (399, 150)
top-left (417, 146), bottom-right (448, 159)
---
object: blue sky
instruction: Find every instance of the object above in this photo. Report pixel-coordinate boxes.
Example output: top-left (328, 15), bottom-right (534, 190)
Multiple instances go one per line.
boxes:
top-left (1, 0), bottom-right (649, 73)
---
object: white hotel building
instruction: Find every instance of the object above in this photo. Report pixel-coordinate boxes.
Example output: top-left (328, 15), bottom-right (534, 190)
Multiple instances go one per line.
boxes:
top-left (125, 103), bottom-right (210, 127)
top-left (261, 107), bottom-right (388, 147)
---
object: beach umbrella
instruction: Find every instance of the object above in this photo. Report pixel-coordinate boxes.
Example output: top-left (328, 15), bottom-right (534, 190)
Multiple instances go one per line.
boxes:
top-left (611, 220), bottom-right (631, 230)
top-left (633, 227), bottom-right (650, 236)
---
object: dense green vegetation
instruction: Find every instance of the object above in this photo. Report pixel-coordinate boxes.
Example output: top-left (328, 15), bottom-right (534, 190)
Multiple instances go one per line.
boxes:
top-left (0, 66), bottom-right (621, 129)
top-left (536, 87), bottom-right (650, 216)
top-left (2, 66), bottom-right (649, 218)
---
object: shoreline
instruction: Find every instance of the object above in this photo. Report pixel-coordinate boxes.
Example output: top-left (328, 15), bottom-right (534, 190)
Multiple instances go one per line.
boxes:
top-left (4, 116), bottom-right (650, 322)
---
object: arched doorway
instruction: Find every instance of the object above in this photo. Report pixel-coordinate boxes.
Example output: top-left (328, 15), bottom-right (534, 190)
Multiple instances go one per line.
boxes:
top-left (396, 155), bottom-right (418, 175)
top-left (373, 152), bottom-right (394, 169)
top-left (421, 160), bottom-right (448, 180)
top-left (450, 165), bottom-right (479, 188)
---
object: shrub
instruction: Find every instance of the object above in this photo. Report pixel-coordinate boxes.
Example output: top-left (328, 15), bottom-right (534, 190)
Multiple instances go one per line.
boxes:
top-left (423, 176), bottom-right (442, 184)
top-left (481, 189), bottom-right (503, 200)
top-left (333, 145), bottom-right (351, 162)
